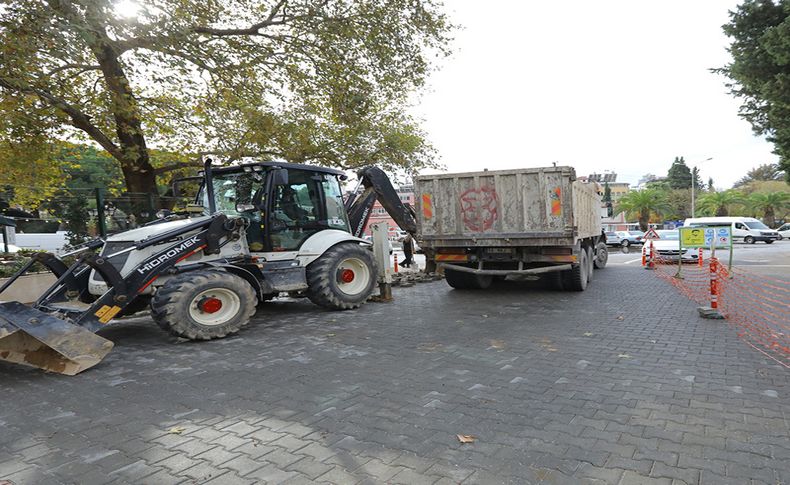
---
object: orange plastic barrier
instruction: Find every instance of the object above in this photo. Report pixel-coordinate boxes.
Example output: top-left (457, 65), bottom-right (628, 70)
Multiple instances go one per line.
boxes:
top-left (653, 256), bottom-right (790, 368)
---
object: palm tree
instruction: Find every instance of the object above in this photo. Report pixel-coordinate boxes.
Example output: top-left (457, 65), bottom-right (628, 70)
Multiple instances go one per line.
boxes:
top-left (616, 189), bottom-right (669, 231)
top-left (697, 190), bottom-right (744, 216)
top-left (747, 192), bottom-right (790, 227)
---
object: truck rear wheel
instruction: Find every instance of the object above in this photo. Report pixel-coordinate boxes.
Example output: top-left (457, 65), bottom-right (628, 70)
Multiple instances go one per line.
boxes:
top-left (562, 249), bottom-right (588, 291)
top-left (593, 242), bottom-right (608, 269)
top-left (151, 270), bottom-right (257, 340)
top-left (306, 243), bottom-right (377, 310)
top-left (444, 269), bottom-right (493, 289)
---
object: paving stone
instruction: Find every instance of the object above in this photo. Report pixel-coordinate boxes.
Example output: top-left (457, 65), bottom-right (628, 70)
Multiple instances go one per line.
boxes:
top-left (1, 272), bottom-right (788, 485)
top-left (285, 457), bottom-right (334, 480)
top-left (620, 470), bottom-right (672, 485)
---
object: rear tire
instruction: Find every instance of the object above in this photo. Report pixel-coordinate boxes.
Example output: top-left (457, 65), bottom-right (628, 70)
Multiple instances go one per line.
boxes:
top-left (593, 242), bottom-right (608, 269)
top-left (151, 270), bottom-right (257, 340)
top-left (621, 239), bottom-right (630, 247)
top-left (306, 243), bottom-right (377, 310)
top-left (562, 249), bottom-right (588, 291)
top-left (445, 269), bottom-right (493, 289)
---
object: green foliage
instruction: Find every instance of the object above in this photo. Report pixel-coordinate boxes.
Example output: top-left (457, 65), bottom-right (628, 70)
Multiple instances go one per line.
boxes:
top-left (616, 189), bottom-right (670, 231)
top-left (697, 190), bottom-right (745, 217)
top-left (0, 0), bottom-right (455, 195)
top-left (718, 1), bottom-right (790, 182)
top-left (746, 191), bottom-right (790, 226)
top-left (667, 156), bottom-right (692, 189)
top-left (733, 162), bottom-right (786, 187)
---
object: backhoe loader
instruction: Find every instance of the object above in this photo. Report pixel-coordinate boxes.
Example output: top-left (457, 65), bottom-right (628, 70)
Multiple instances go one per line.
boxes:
top-left (0, 161), bottom-right (417, 375)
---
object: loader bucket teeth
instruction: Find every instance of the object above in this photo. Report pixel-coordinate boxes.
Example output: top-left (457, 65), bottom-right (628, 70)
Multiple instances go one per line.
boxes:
top-left (0, 302), bottom-right (113, 375)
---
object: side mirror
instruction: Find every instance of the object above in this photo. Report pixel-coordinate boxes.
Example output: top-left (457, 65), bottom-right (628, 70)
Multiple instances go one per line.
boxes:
top-left (272, 168), bottom-right (289, 186)
top-left (235, 203), bottom-right (257, 213)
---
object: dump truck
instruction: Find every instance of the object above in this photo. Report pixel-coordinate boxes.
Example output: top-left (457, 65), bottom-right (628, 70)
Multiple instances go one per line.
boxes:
top-left (415, 166), bottom-right (606, 290)
top-left (0, 162), bottom-right (416, 375)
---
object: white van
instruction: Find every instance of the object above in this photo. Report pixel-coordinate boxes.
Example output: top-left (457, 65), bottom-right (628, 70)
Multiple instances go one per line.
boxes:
top-left (683, 217), bottom-right (780, 244)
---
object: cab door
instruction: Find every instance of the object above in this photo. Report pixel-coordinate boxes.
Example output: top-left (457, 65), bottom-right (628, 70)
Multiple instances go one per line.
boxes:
top-left (733, 221), bottom-right (749, 240)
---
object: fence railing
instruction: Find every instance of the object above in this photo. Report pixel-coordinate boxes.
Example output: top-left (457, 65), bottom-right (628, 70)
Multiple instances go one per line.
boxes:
top-left (647, 249), bottom-right (790, 368)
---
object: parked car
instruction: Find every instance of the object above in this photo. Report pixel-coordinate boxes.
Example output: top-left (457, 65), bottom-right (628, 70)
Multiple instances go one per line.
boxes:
top-left (615, 231), bottom-right (643, 247)
top-left (604, 231), bottom-right (621, 246)
top-left (646, 230), bottom-right (698, 263)
top-left (777, 222), bottom-right (790, 240)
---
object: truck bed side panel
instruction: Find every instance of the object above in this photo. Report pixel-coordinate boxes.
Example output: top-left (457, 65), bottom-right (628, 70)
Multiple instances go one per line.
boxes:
top-left (416, 167), bottom-right (600, 247)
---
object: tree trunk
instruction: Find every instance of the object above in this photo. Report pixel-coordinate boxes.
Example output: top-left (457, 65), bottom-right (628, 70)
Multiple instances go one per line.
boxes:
top-left (121, 160), bottom-right (158, 195)
top-left (639, 211), bottom-right (649, 232)
top-left (716, 206), bottom-right (728, 216)
top-left (764, 208), bottom-right (775, 227)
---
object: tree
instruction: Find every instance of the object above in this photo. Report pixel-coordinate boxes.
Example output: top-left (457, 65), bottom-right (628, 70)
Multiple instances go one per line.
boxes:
top-left (697, 190), bottom-right (744, 217)
top-left (747, 191), bottom-right (789, 227)
top-left (667, 156), bottom-right (693, 189)
top-left (708, 177), bottom-right (715, 192)
top-left (0, 0), bottom-right (454, 197)
top-left (718, 1), bottom-right (790, 183)
top-left (733, 163), bottom-right (786, 187)
top-left (691, 166), bottom-right (703, 190)
top-left (615, 189), bottom-right (669, 231)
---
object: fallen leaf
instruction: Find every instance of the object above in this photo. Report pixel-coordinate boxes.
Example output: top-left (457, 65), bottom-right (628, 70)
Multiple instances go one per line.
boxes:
top-left (583, 332), bottom-right (594, 337)
top-left (481, 314), bottom-right (489, 318)
top-left (457, 434), bottom-right (476, 443)
top-left (167, 426), bottom-right (186, 434)
top-left (489, 339), bottom-right (505, 349)
top-left (618, 354), bottom-right (631, 359)
top-left (326, 333), bottom-right (336, 337)
top-left (616, 315), bottom-right (624, 321)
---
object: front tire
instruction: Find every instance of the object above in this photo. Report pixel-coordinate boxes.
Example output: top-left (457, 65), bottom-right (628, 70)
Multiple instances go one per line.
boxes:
top-left (585, 246), bottom-right (594, 284)
top-left (745, 236), bottom-right (755, 244)
top-left (306, 243), bottom-right (377, 310)
top-left (593, 242), bottom-right (608, 269)
top-left (151, 270), bottom-right (257, 340)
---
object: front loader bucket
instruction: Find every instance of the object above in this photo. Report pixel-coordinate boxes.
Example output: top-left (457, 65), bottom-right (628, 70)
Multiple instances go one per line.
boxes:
top-left (0, 302), bottom-right (113, 375)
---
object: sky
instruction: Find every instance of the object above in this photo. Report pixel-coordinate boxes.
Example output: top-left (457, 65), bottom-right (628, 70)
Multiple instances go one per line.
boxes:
top-left (411, 0), bottom-right (779, 189)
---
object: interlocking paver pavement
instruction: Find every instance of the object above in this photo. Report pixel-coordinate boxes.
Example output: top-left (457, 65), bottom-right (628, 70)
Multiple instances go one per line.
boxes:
top-left (1, 265), bottom-right (788, 484)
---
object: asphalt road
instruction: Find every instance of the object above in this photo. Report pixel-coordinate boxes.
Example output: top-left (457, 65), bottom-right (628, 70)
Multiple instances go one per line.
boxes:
top-left (607, 239), bottom-right (790, 279)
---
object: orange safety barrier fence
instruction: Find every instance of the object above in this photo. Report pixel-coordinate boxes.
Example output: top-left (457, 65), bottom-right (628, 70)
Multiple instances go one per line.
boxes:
top-left (650, 253), bottom-right (790, 368)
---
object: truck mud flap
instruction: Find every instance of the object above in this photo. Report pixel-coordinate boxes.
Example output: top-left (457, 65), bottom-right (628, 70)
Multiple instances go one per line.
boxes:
top-left (0, 301), bottom-right (113, 375)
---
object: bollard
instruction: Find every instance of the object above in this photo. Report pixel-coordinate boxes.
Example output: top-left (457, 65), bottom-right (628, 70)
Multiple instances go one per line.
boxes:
top-left (394, 252), bottom-right (399, 273)
top-left (697, 256), bottom-right (724, 319)
top-left (641, 245), bottom-right (646, 266)
top-left (698, 248), bottom-right (703, 267)
top-left (644, 240), bottom-right (655, 270)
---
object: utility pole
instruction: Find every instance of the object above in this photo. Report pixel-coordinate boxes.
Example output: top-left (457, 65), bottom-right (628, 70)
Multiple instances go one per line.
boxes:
top-left (691, 157), bottom-right (713, 218)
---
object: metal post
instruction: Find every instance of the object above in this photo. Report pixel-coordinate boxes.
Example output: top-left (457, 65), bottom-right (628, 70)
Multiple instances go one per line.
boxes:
top-left (95, 188), bottom-right (107, 238)
top-left (371, 222), bottom-right (393, 301)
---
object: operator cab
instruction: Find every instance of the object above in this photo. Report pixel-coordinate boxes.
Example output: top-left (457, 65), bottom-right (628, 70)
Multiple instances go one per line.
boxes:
top-left (198, 162), bottom-right (351, 252)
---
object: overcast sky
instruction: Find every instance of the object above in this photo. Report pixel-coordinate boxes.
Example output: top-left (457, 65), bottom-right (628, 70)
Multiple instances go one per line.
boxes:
top-left (412, 0), bottom-right (778, 189)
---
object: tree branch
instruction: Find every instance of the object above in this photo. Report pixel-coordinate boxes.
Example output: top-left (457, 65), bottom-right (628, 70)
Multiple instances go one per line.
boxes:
top-left (0, 77), bottom-right (123, 161)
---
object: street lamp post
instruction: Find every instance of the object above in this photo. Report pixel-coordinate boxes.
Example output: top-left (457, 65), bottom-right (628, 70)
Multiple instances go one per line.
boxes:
top-left (691, 157), bottom-right (713, 218)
